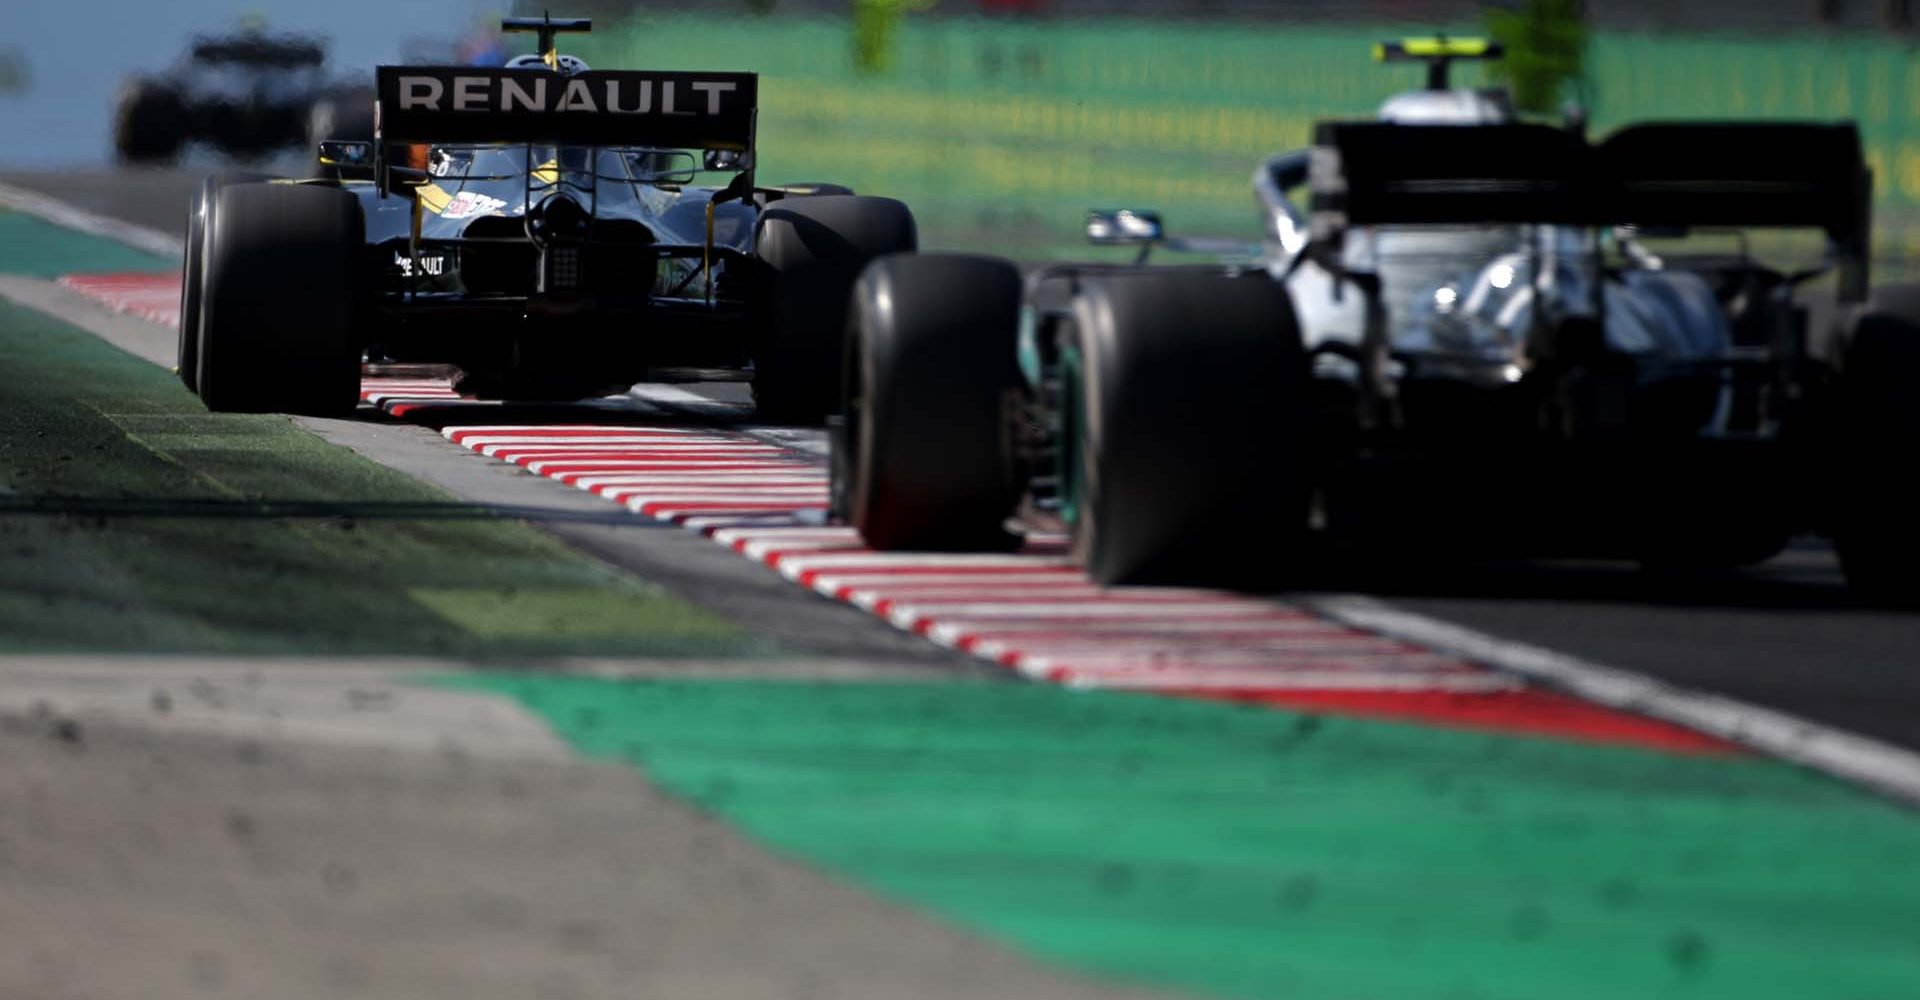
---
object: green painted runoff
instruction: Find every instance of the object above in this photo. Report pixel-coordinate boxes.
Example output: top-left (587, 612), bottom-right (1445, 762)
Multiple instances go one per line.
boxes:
top-left (0, 210), bottom-right (175, 277)
top-left (446, 674), bottom-right (1920, 1000)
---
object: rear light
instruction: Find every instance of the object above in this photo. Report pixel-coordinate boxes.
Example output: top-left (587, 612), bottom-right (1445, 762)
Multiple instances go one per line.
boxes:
top-left (541, 245), bottom-right (582, 293)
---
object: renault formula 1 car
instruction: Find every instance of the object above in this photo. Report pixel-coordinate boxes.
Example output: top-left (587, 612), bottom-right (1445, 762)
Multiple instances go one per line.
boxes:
top-left (179, 16), bottom-right (914, 419)
top-left (831, 41), bottom-right (1920, 604)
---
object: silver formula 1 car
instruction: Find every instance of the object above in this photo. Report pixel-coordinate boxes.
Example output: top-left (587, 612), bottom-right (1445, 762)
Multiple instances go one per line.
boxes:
top-left (833, 39), bottom-right (1920, 604)
top-left (179, 16), bottom-right (915, 419)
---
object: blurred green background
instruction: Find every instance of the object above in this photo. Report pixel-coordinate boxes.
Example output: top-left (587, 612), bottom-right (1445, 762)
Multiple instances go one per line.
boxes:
top-left (566, 12), bottom-right (1920, 267)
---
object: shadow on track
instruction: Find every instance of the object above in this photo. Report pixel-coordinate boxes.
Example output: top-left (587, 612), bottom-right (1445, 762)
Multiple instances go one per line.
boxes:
top-left (1287, 540), bottom-right (1883, 613)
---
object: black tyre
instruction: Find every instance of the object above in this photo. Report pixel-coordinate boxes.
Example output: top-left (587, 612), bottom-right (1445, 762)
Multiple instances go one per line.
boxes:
top-left (751, 195), bottom-right (917, 422)
top-left (836, 253), bottom-right (1023, 550)
top-left (1832, 284), bottom-right (1920, 604)
top-left (198, 183), bottom-right (364, 416)
top-left (776, 182), bottom-right (855, 197)
top-left (113, 80), bottom-right (185, 164)
top-left (177, 179), bottom-right (212, 393)
top-left (180, 172), bottom-right (281, 394)
top-left (1068, 271), bottom-right (1309, 586)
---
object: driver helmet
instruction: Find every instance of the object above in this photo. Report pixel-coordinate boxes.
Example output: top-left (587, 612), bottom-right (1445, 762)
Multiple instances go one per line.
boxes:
top-left (428, 146), bottom-right (471, 177)
top-left (505, 52), bottom-right (590, 75)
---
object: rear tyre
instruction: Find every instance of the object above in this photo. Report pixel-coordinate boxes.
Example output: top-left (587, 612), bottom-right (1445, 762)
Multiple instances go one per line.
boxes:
top-left (751, 195), bottom-right (917, 422)
top-left (1069, 271), bottom-right (1309, 587)
top-left (775, 182), bottom-right (855, 197)
top-left (177, 178), bottom-right (213, 393)
top-left (1832, 285), bottom-right (1920, 605)
top-left (113, 80), bottom-right (185, 164)
top-left (837, 253), bottom-right (1023, 550)
top-left (198, 183), bottom-right (364, 416)
top-left (177, 172), bottom-right (274, 395)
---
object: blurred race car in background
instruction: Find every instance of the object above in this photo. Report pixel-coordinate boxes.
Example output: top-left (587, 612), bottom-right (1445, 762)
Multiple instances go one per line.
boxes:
top-left (832, 39), bottom-right (1920, 604)
top-left (114, 24), bottom-right (373, 164)
top-left (178, 16), bottom-right (915, 419)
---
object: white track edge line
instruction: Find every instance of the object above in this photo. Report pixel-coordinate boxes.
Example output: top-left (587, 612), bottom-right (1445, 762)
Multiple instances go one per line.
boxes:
top-left (1307, 593), bottom-right (1920, 808)
top-left (0, 180), bottom-right (182, 260)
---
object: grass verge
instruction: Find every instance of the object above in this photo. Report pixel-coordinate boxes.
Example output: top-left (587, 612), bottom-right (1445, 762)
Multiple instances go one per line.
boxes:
top-left (0, 297), bottom-right (771, 659)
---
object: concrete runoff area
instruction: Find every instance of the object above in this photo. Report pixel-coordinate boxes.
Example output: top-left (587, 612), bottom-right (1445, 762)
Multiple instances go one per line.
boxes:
top-left (0, 660), bottom-right (1158, 1000)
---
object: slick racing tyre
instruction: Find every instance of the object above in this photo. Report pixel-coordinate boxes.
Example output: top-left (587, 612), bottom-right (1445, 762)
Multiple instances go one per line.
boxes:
top-left (197, 183), bottom-right (363, 416)
top-left (179, 172), bottom-right (273, 394)
top-left (836, 253), bottom-right (1023, 551)
top-left (751, 195), bottom-right (917, 422)
top-left (113, 80), bottom-right (186, 164)
top-left (178, 178), bottom-right (213, 393)
top-left (1831, 284), bottom-right (1920, 605)
top-left (1068, 271), bottom-right (1309, 587)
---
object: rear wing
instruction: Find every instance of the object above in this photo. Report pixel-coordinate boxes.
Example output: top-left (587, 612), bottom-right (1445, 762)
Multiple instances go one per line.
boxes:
top-left (1307, 120), bottom-right (1873, 298)
top-left (375, 66), bottom-right (758, 151)
top-left (1373, 36), bottom-right (1503, 90)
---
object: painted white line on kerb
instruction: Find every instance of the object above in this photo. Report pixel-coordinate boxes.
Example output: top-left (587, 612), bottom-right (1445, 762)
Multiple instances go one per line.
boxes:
top-left (1309, 594), bottom-right (1920, 808)
top-left (0, 181), bottom-right (182, 259)
top-left (1042, 667), bottom-right (1520, 693)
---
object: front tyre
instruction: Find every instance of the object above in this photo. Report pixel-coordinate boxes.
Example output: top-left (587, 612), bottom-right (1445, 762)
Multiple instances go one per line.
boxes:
top-left (751, 195), bottom-right (917, 422)
top-left (837, 253), bottom-right (1023, 551)
top-left (1070, 271), bottom-right (1309, 587)
top-left (1832, 285), bottom-right (1920, 605)
top-left (198, 183), bottom-right (364, 417)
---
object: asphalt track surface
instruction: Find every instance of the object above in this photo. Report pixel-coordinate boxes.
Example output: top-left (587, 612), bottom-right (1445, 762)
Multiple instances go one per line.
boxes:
top-left (8, 167), bottom-right (1919, 757)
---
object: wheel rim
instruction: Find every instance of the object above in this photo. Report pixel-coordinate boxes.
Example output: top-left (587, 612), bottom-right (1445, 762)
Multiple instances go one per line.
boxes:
top-left (1056, 343), bottom-right (1086, 528)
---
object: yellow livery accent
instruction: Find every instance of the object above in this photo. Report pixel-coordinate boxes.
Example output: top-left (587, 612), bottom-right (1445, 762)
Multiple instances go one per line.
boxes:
top-left (1375, 37), bottom-right (1501, 63)
top-left (414, 182), bottom-right (452, 215)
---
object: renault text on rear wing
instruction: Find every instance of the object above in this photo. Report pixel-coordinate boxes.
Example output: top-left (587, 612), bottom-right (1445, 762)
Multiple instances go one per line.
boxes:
top-left (375, 66), bottom-right (759, 151)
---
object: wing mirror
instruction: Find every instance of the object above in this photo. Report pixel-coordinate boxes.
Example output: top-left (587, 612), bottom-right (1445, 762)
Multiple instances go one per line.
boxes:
top-left (1086, 209), bottom-right (1164, 245)
top-left (627, 150), bottom-right (700, 185)
top-left (317, 140), bottom-right (372, 168)
top-left (702, 149), bottom-right (753, 171)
